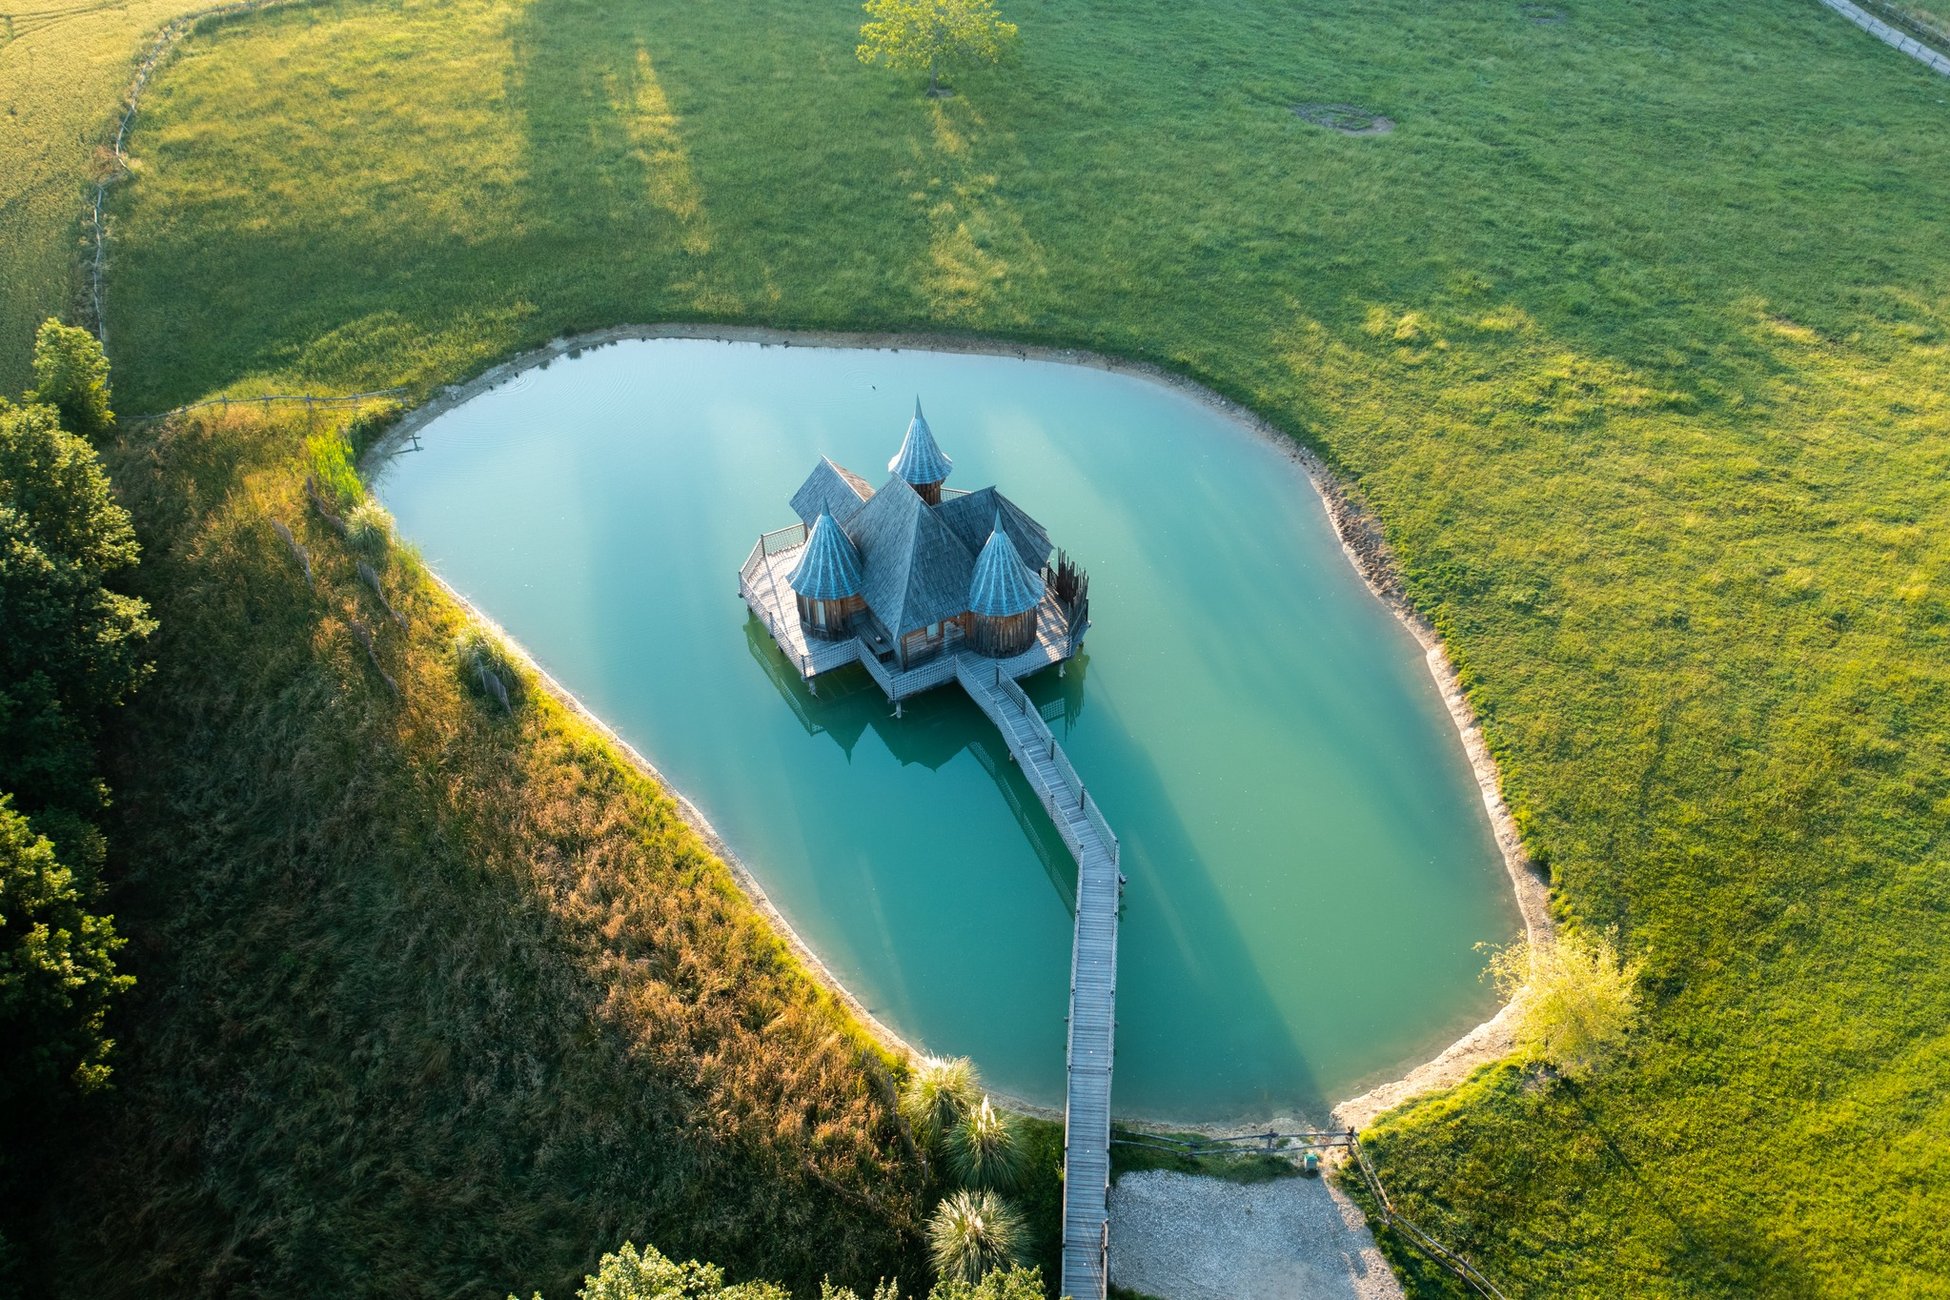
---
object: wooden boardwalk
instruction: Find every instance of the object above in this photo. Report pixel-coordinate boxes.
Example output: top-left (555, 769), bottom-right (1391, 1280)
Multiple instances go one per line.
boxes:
top-left (956, 659), bottom-right (1121, 1300)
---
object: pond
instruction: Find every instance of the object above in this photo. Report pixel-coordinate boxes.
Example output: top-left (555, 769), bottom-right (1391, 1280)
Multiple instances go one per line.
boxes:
top-left (370, 336), bottom-right (1518, 1122)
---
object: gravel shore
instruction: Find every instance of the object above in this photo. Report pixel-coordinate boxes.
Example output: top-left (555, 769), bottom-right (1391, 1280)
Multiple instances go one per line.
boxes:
top-left (1108, 1170), bottom-right (1403, 1300)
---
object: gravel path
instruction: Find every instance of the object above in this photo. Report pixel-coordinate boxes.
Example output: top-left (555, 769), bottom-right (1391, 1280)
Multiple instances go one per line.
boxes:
top-left (1108, 1170), bottom-right (1403, 1300)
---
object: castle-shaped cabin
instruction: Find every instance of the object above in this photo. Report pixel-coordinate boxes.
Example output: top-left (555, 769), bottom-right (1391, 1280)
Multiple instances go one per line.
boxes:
top-left (738, 400), bottom-right (1089, 700)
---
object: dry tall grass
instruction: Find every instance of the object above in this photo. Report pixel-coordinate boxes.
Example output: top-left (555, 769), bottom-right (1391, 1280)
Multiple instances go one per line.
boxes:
top-left (39, 405), bottom-right (927, 1296)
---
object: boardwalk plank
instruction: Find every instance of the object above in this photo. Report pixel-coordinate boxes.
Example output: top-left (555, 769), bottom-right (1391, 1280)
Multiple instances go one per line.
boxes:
top-left (953, 656), bottom-right (1122, 1300)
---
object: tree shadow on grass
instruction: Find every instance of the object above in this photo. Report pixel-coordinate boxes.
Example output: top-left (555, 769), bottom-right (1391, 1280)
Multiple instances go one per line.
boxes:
top-left (1555, 1078), bottom-right (1812, 1296)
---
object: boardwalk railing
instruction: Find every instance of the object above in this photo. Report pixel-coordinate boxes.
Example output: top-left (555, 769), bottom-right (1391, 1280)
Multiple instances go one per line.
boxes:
top-left (955, 656), bottom-right (1120, 1300)
top-left (978, 664), bottom-right (1120, 867)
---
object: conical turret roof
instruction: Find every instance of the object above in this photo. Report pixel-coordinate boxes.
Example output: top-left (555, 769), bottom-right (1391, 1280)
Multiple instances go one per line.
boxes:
top-left (888, 398), bottom-right (953, 487)
top-left (788, 513), bottom-right (865, 600)
top-left (967, 514), bottom-right (1044, 618)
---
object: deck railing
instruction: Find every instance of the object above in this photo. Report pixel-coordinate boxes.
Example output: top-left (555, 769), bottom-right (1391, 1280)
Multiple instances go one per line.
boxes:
top-left (982, 665), bottom-right (1120, 867)
top-left (758, 522), bottom-right (809, 556)
top-left (859, 642), bottom-right (963, 701)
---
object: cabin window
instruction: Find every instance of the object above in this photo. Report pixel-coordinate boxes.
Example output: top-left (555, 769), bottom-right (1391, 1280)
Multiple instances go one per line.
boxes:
top-left (926, 622), bottom-right (941, 640)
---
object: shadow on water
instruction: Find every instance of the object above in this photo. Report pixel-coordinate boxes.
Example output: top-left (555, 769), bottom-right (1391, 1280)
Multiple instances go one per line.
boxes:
top-left (1021, 670), bottom-right (1329, 1121)
top-left (742, 619), bottom-right (1075, 908)
top-left (743, 618), bottom-right (1328, 1121)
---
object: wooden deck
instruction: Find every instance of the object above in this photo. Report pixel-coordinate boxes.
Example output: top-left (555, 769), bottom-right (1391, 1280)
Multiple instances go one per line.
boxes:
top-left (956, 659), bottom-right (1121, 1300)
top-left (739, 540), bottom-right (865, 680)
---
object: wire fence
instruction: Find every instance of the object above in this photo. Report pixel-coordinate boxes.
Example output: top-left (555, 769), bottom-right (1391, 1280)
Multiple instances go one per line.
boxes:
top-left (133, 387), bottom-right (407, 423)
top-left (1109, 1127), bottom-right (1510, 1299)
top-left (86, 0), bottom-right (314, 352)
top-left (1817, 0), bottom-right (1950, 75)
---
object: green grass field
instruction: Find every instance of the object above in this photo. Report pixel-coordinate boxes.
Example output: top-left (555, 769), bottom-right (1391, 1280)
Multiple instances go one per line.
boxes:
top-left (30, 0), bottom-right (1950, 1293)
top-left (0, 0), bottom-right (220, 392)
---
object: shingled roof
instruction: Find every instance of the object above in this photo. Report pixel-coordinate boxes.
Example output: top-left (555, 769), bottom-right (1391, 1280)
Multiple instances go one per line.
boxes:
top-left (842, 476), bottom-right (975, 636)
top-left (936, 486), bottom-right (1051, 571)
top-left (789, 457), bottom-right (874, 528)
top-left (968, 515), bottom-right (1045, 617)
top-left (788, 513), bottom-right (865, 600)
top-left (888, 399), bottom-right (954, 487)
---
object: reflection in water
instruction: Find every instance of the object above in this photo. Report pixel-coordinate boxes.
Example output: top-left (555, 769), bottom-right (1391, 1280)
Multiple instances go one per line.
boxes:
top-left (744, 617), bottom-right (1077, 909)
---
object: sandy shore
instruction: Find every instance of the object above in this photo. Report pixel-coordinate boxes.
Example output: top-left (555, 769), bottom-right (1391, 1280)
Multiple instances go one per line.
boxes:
top-left (363, 322), bottom-right (1554, 1131)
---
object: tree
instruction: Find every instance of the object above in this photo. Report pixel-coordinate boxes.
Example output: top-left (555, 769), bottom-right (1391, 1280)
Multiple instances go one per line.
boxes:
top-left (27, 319), bottom-right (114, 441)
top-left (0, 400), bottom-right (154, 813)
top-left (927, 1189), bottom-right (1025, 1285)
top-left (856, 0), bottom-right (1018, 98)
top-left (1484, 927), bottom-right (1644, 1079)
top-left (0, 795), bottom-right (131, 1110)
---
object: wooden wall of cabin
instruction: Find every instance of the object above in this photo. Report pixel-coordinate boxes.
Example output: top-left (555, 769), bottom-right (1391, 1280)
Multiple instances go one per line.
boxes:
top-left (969, 608), bottom-right (1037, 658)
top-left (795, 592), bottom-right (864, 640)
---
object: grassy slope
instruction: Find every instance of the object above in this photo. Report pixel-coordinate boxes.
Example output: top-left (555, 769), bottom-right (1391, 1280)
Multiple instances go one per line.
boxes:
top-left (0, 0), bottom-right (218, 392)
top-left (75, 0), bottom-right (1950, 1294)
top-left (43, 408), bottom-right (927, 1296)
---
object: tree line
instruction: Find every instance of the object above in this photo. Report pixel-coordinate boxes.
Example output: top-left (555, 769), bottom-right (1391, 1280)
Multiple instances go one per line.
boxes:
top-left (0, 320), bottom-right (151, 1284)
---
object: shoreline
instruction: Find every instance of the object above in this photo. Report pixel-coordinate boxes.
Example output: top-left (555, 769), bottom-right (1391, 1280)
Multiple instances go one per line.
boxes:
top-left (363, 322), bottom-right (1554, 1133)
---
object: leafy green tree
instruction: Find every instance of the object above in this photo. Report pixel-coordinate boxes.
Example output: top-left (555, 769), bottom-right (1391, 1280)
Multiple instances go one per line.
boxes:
top-left (27, 319), bottom-right (114, 441)
top-left (856, 0), bottom-right (1018, 98)
top-left (0, 400), bottom-right (154, 812)
top-left (0, 795), bottom-right (131, 1107)
top-left (1485, 927), bottom-right (1644, 1079)
top-left (927, 1189), bottom-right (1025, 1285)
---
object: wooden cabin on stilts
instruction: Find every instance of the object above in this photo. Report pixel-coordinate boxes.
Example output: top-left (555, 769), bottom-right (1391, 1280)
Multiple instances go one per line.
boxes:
top-left (739, 396), bottom-right (1091, 700)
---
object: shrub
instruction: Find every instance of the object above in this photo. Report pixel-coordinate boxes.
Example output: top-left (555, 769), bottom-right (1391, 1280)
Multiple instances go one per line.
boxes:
top-left (548, 1240), bottom-right (790, 1300)
top-left (27, 319), bottom-right (112, 440)
top-left (454, 626), bottom-right (522, 713)
top-left (1484, 927), bottom-right (1644, 1079)
top-left (927, 1189), bottom-right (1025, 1285)
top-left (944, 1096), bottom-right (1025, 1191)
top-left (345, 500), bottom-right (394, 557)
top-left (899, 1055), bottom-right (981, 1152)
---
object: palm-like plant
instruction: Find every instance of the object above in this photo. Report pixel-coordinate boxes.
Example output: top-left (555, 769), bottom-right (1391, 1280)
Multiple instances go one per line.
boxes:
top-left (944, 1095), bottom-right (1025, 1190)
top-left (899, 1054), bottom-right (980, 1151)
top-left (927, 1188), bottom-right (1025, 1284)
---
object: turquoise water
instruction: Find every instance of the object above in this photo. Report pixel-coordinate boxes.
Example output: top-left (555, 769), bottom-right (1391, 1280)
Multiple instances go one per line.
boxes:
top-left (371, 338), bottom-right (1517, 1121)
